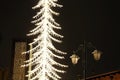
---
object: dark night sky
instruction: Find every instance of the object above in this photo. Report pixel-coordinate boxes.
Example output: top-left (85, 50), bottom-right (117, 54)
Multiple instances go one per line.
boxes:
top-left (0, 0), bottom-right (120, 79)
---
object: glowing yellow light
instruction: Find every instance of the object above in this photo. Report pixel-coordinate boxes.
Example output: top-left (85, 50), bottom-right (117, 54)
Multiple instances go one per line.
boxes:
top-left (21, 0), bottom-right (67, 80)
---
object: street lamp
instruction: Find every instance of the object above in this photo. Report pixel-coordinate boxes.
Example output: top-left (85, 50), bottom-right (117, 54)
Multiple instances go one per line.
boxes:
top-left (70, 49), bottom-right (101, 64)
top-left (70, 41), bottom-right (102, 80)
top-left (70, 53), bottom-right (80, 64)
top-left (92, 49), bottom-right (102, 61)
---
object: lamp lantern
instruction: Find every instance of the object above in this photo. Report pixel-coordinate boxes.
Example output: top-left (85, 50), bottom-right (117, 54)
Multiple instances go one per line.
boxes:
top-left (70, 54), bottom-right (80, 64)
top-left (92, 50), bottom-right (102, 61)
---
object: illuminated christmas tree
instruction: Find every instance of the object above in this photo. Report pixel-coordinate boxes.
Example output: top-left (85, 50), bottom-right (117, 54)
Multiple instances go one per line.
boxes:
top-left (21, 0), bottom-right (67, 80)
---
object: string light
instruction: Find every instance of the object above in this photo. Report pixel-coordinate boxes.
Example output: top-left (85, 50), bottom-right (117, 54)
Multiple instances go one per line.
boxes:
top-left (21, 0), bottom-right (67, 80)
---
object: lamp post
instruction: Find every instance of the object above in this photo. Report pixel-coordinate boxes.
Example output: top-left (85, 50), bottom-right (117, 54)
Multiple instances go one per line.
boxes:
top-left (70, 41), bottom-right (102, 80)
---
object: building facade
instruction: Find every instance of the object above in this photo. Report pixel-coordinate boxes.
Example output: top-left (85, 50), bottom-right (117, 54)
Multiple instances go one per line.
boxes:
top-left (12, 42), bottom-right (26, 80)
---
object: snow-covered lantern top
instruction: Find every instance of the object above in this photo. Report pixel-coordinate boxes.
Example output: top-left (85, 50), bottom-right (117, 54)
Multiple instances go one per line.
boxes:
top-left (70, 54), bottom-right (80, 64)
top-left (92, 50), bottom-right (102, 61)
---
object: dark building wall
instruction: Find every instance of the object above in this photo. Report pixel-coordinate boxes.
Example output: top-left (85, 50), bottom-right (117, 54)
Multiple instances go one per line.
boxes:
top-left (0, 68), bottom-right (9, 80)
top-left (0, 69), bottom-right (3, 80)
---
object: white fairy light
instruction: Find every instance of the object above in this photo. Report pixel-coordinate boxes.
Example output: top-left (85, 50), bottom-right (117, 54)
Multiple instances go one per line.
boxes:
top-left (22, 0), bottom-right (67, 80)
